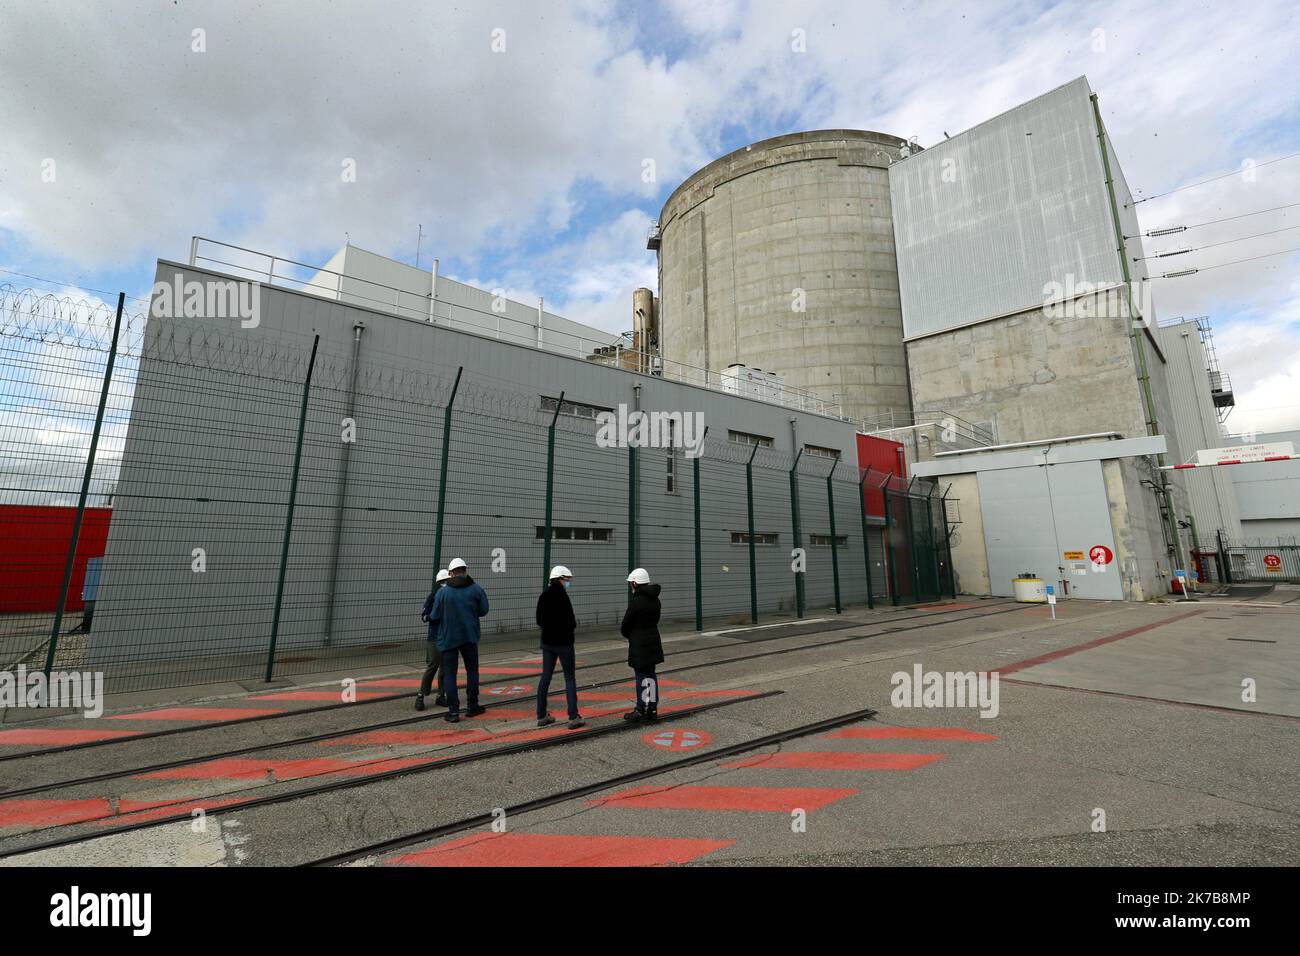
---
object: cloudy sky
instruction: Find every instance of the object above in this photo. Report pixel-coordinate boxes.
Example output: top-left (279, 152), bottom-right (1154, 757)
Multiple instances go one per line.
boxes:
top-left (1, 0), bottom-right (1297, 434)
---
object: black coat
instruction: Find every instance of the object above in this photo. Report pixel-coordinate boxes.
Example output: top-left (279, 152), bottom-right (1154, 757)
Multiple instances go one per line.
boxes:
top-left (620, 583), bottom-right (663, 669)
top-left (536, 581), bottom-right (576, 646)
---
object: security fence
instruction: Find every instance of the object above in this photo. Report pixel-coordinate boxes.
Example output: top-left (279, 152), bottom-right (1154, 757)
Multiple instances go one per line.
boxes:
top-left (1211, 532), bottom-right (1300, 584)
top-left (0, 283), bottom-right (943, 694)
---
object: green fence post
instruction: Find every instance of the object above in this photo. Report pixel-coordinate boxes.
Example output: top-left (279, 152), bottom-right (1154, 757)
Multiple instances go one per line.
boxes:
top-left (906, 477), bottom-right (922, 603)
top-left (941, 487), bottom-right (957, 598)
top-left (925, 485), bottom-right (941, 602)
top-left (431, 367), bottom-right (463, 586)
top-left (693, 427), bottom-right (708, 630)
top-left (746, 441), bottom-right (760, 624)
top-left (860, 470), bottom-right (874, 610)
top-left (44, 292), bottom-right (125, 677)
top-left (883, 472), bottom-right (900, 606)
top-left (627, 442), bottom-right (638, 573)
top-left (790, 449), bottom-right (805, 618)
top-left (264, 333), bottom-right (321, 683)
top-left (827, 458), bottom-right (841, 614)
top-left (541, 391), bottom-right (565, 588)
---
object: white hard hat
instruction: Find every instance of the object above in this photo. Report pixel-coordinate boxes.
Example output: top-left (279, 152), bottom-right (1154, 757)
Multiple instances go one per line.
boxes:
top-left (436, 569), bottom-right (450, 582)
top-left (448, 558), bottom-right (467, 571)
top-left (549, 565), bottom-right (572, 579)
top-left (627, 568), bottom-right (650, 585)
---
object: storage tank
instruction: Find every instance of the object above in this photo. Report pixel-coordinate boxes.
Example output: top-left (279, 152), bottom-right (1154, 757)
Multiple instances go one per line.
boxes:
top-left (654, 130), bottom-right (915, 424)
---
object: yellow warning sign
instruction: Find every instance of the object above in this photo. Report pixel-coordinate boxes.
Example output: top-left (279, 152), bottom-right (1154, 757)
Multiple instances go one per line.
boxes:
top-left (1063, 551), bottom-right (1085, 561)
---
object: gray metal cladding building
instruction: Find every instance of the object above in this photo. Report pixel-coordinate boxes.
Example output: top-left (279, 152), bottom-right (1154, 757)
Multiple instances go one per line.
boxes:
top-left (86, 261), bottom-right (880, 683)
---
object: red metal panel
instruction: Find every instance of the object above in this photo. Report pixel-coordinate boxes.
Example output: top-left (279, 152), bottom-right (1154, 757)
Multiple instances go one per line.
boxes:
top-left (0, 505), bottom-right (112, 613)
top-left (855, 434), bottom-right (906, 517)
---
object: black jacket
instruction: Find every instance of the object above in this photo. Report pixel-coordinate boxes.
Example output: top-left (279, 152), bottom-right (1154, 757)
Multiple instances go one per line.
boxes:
top-left (620, 583), bottom-right (663, 669)
top-left (536, 581), bottom-right (577, 646)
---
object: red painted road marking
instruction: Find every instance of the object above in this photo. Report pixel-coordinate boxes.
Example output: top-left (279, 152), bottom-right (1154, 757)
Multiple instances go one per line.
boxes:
top-left (1001, 608), bottom-right (1204, 675)
top-left (461, 708), bottom-right (536, 720)
top-left (588, 785), bottom-right (858, 812)
top-left (577, 689), bottom-right (755, 702)
top-left (643, 728), bottom-right (713, 751)
top-left (720, 752), bottom-right (945, 771)
top-left (102, 796), bottom-right (247, 826)
top-left (618, 679), bottom-right (695, 688)
top-left (249, 690), bottom-right (394, 702)
top-left (0, 798), bottom-right (113, 829)
top-left (478, 667), bottom-right (544, 675)
top-left (320, 728), bottom-right (491, 746)
top-left (0, 728), bottom-right (143, 746)
top-left (359, 678), bottom-right (471, 689)
top-left (389, 832), bottom-right (733, 867)
top-left (106, 707), bottom-right (287, 722)
top-left (140, 755), bottom-right (441, 781)
top-left (485, 685), bottom-right (532, 696)
top-left (828, 727), bottom-right (998, 742)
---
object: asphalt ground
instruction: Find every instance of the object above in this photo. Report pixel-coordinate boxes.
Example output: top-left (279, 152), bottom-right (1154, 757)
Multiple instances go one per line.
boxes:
top-left (1, 594), bottom-right (1295, 866)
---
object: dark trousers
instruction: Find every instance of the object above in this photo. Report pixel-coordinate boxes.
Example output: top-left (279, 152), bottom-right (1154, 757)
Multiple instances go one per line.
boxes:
top-left (633, 666), bottom-right (658, 712)
top-left (418, 642), bottom-right (442, 698)
top-left (537, 644), bottom-right (579, 720)
top-left (441, 642), bottom-right (479, 715)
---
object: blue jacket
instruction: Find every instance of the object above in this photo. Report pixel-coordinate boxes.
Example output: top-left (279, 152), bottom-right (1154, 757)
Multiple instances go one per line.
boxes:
top-left (421, 587), bottom-right (445, 642)
top-left (432, 575), bottom-right (489, 651)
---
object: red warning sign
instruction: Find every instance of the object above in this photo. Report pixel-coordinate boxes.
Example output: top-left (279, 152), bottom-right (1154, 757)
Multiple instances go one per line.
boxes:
top-left (1264, 554), bottom-right (1282, 571)
top-left (643, 728), bottom-right (713, 751)
top-left (1089, 545), bottom-right (1114, 566)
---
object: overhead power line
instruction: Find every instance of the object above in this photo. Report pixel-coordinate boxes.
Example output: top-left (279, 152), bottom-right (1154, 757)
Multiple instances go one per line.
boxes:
top-left (1134, 222), bottom-right (1300, 261)
top-left (1144, 244), bottom-right (1300, 279)
top-left (1129, 149), bottom-right (1300, 205)
top-left (1129, 200), bottom-right (1300, 238)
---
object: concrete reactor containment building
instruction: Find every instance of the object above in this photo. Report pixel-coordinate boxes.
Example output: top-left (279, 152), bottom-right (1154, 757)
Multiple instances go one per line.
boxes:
top-left (650, 130), bottom-right (915, 425)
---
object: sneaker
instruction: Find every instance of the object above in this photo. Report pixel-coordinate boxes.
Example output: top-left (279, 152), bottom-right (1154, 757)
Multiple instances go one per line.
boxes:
top-left (434, 694), bottom-right (447, 707)
top-left (643, 707), bottom-right (658, 723)
top-left (537, 714), bottom-right (557, 728)
top-left (622, 709), bottom-right (646, 723)
top-left (414, 694), bottom-right (426, 712)
top-left (444, 713), bottom-right (460, 723)
top-left (464, 705), bottom-right (487, 718)
top-left (567, 717), bottom-right (586, 729)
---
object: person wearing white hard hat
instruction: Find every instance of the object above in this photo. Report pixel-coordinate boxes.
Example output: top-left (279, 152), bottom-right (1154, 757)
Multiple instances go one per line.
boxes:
top-left (620, 568), bottom-right (663, 723)
top-left (431, 558), bottom-right (489, 722)
top-left (534, 565), bottom-right (585, 729)
top-left (415, 569), bottom-right (452, 711)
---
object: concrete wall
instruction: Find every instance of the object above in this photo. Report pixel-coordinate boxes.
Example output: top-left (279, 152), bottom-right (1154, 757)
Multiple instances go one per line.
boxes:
top-left (905, 291), bottom-right (1149, 444)
top-left (656, 130), bottom-right (913, 424)
top-left (88, 262), bottom-right (870, 667)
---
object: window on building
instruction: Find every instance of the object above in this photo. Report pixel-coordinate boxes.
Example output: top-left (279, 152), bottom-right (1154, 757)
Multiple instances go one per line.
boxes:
top-left (804, 444), bottom-right (841, 459)
top-left (808, 533), bottom-right (848, 547)
top-left (728, 429), bottom-right (773, 448)
top-left (540, 395), bottom-right (612, 421)
top-left (536, 526), bottom-right (613, 543)
top-left (730, 531), bottom-right (778, 546)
